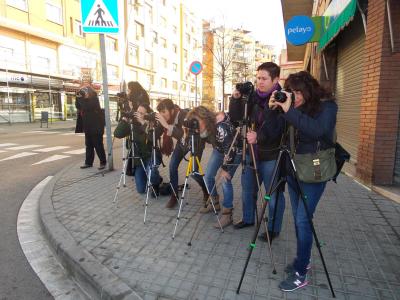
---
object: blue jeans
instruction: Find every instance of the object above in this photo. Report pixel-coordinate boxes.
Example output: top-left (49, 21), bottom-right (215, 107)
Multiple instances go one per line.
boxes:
top-left (204, 149), bottom-right (224, 197)
top-left (221, 153), bottom-right (241, 209)
top-left (241, 156), bottom-right (285, 228)
top-left (134, 157), bottom-right (161, 194)
top-left (169, 144), bottom-right (205, 195)
top-left (204, 149), bottom-right (241, 208)
top-left (287, 175), bottom-right (326, 275)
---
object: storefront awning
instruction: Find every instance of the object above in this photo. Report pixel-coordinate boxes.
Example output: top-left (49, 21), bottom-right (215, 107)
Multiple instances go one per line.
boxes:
top-left (319, 0), bottom-right (357, 50)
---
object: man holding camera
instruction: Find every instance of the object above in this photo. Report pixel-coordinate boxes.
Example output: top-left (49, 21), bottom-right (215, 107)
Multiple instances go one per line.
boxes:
top-left (75, 86), bottom-right (107, 170)
top-left (233, 62), bottom-right (286, 241)
top-left (155, 99), bottom-right (214, 208)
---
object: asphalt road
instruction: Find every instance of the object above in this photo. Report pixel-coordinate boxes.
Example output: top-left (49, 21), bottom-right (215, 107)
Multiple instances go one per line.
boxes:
top-left (0, 122), bottom-right (97, 300)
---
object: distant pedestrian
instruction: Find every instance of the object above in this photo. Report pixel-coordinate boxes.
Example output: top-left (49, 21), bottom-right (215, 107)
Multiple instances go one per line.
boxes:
top-left (75, 86), bottom-right (106, 170)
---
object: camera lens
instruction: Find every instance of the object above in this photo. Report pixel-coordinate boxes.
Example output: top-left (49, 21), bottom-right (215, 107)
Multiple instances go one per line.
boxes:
top-left (274, 91), bottom-right (287, 103)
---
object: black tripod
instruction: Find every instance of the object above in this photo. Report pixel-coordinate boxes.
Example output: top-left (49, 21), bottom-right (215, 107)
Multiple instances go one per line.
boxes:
top-left (143, 121), bottom-right (161, 223)
top-left (236, 144), bottom-right (336, 297)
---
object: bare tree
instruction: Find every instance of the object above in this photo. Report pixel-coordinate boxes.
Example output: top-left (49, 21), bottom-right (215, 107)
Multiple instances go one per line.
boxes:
top-left (203, 25), bottom-right (242, 110)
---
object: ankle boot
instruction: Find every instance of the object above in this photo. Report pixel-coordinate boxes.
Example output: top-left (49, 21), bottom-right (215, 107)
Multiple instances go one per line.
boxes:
top-left (214, 207), bottom-right (233, 228)
top-left (200, 195), bottom-right (220, 213)
top-left (166, 194), bottom-right (178, 209)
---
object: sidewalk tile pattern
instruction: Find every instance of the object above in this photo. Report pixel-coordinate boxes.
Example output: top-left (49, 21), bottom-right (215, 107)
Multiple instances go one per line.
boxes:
top-left (51, 147), bottom-right (400, 300)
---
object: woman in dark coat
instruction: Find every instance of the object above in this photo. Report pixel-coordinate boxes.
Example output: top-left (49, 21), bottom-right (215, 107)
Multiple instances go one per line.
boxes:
top-left (75, 86), bottom-right (107, 170)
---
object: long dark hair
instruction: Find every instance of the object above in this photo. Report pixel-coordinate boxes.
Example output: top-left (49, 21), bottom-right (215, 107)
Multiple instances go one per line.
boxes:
top-left (284, 71), bottom-right (333, 116)
top-left (127, 81), bottom-right (150, 105)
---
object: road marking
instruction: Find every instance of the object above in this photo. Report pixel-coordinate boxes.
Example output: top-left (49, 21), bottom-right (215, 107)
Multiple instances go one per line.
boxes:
top-left (6, 145), bottom-right (43, 150)
top-left (32, 155), bottom-right (70, 165)
top-left (0, 143), bottom-right (18, 148)
top-left (34, 146), bottom-right (71, 152)
top-left (23, 131), bottom-right (61, 134)
top-left (0, 150), bottom-right (6, 153)
top-left (63, 148), bottom-right (86, 155)
top-left (0, 152), bottom-right (38, 161)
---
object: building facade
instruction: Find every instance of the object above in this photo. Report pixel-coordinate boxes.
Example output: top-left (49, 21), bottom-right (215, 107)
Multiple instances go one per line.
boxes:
top-left (281, 0), bottom-right (400, 186)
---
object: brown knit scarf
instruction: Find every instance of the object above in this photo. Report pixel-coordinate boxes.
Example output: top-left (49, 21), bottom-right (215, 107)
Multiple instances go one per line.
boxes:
top-left (160, 107), bottom-right (180, 156)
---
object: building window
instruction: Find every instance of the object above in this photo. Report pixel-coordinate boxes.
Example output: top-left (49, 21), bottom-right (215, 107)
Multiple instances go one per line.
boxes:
top-left (190, 85), bottom-right (196, 93)
top-left (181, 83), bottom-right (187, 92)
top-left (128, 43), bottom-right (139, 65)
top-left (107, 65), bottom-right (119, 81)
top-left (161, 58), bottom-right (167, 68)
top-left (194, 39), bottom-right (198, 49)
top-left (74, 20), bottom-right (83, 37)
top-left (185, 33), bottom-right (191, 45)
top-left (152, 31), bottom-right (158, 44)
top-left (162, 0), bottom-right (166, 6)
top-left (145, 50), bottom-right (153, 69)
top-left (46, 1), bottom-right (63, 24)
top-left (172, 81), bottom-right (178, 90)
top-left (135, 21), bottom-right (144, 40)
top-left (183, 49), bottom-right (188, 62)
top-left (173, 26), bottom-right (177, 35)
top-left (147, 74), bottom-right (154, 86)
top-left (133, 0), bottom-right (140, 15)
top-left (160, 16), bottom-right (167, 27)
top-left (160, 37), bottom-right (167, 48)
top-left (106, 37), bottom-right (118, 52)
top-left (172, 44), bottom-right (177, 54)
top-left (161, 78), bottom-right (167, 89)
top-left (146, 3), bottom-right (153, 23)
top-left (172, 63), bottom-right (177, 72)
top-left (6, 0), bottom-right (27, 11)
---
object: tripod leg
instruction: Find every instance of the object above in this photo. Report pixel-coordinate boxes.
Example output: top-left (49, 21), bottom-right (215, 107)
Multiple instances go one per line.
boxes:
top-left (113, 151), bottom-right (130, 203)
top-left (122, 138), bottom-right (127, 187)
top-left (195, 156), bottom-right (223, 232)
top-left (140, 158), bottom-right (157, 200)
top-left (187, 168), bottom-right (224, 246)
top-left (172, 157), bottom-right (192, 239)
top-left (143, 165), bottom-right (152, 224)
top-left (237, 150), bottom-right (285, 294)
top-left (249, 144), bottom-right (262, 224)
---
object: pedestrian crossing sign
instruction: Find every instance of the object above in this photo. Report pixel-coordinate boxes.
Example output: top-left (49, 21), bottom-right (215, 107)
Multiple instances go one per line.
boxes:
top-left (81, 0), bottom-right (119, 33)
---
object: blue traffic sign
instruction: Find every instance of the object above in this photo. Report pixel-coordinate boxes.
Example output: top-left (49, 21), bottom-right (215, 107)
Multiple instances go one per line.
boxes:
top-left (81, 0), bottom-right (119, 34)
top-left (189, 61), bottom-right (203, 75)
top-left (285, 16), bottom-right (315, 46)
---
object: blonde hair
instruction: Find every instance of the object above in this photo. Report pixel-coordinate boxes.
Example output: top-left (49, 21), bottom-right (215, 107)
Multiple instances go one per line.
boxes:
top-left (187, 106), bottom-right (216, 136)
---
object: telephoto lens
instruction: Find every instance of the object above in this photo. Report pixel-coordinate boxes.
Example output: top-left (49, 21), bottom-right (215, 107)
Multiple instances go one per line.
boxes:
top-left (183, 118), bottom-right (199, 130)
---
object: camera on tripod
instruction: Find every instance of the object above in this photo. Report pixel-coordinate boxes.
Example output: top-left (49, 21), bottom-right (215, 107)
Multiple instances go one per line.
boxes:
top-left (76, 87), bottom-right (89, 98)
top-left (143, 112), bottom-right (157, 122)
top-left (274, 90), bottom-right (295, 103)
top-left (183, 118), bottom-right (199, 131)
top-left (236, 81), bottom-right (254, 96)
top-left (116, 91), bottom-right (127, 99)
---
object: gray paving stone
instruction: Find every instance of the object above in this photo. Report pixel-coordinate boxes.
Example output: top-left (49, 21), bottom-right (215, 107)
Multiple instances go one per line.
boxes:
top-left (48, 146), bottom-right (400, 299)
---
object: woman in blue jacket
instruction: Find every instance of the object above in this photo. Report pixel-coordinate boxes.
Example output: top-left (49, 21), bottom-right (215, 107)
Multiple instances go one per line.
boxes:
top-left (270, 71), bottom-right (337, 292)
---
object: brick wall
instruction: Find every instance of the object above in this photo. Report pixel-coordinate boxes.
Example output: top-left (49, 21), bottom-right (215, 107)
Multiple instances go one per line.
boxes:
top-left (356, 0), bottom-right (400, 185)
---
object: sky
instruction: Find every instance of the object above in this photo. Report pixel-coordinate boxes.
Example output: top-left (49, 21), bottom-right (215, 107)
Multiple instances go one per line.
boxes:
top-left (185, 0), bottom-right (286, 50)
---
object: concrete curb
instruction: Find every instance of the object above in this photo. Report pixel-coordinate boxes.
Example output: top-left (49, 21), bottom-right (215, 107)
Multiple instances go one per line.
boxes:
top-left (39, 164), bottom-right (142, 300)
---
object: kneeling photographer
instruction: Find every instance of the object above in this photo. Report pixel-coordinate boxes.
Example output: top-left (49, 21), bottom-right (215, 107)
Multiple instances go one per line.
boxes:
top-left (132, 103), bottom-right (163, 195)
top-left (269, 71), bottom-right (337, 292)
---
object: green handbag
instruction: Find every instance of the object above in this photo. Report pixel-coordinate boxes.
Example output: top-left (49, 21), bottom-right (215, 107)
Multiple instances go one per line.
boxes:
top-left (294, 146), bottom-right (337, 183)
top-left (114, 120), bottom-right (131, 138)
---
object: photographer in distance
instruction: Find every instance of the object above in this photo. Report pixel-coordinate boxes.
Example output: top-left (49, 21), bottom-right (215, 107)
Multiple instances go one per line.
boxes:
top-left (75, 86), bottom-right (107, 170)
top-left (269, 71), bottom-right (337, 292)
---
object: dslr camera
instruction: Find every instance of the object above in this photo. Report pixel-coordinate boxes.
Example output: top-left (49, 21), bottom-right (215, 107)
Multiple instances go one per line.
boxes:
top-left (183, 118), bottom-right (199, 130)
top-left (116, 91), bottom-right (127, 99)
top-left (76, 87), bottom-right (89, 98)
top-left (274, 90), bottom-right (295, 103)
top-left (143, 111), bottom-right (157, 122)
top-left (235, 81), bottom-right (254, 96)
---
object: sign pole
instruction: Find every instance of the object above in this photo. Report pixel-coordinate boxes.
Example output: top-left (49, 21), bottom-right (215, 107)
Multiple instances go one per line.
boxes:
top-left (99, 33), bottom-right (113, 171)
top-left (195, 75), bottom-right (198, 106)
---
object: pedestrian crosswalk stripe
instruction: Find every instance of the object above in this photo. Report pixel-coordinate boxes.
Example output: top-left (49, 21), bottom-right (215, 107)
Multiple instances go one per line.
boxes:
top-left (34, 146), bottom-right (71, 152)
top-left (63, 148), bottom-right (85, 155)
top-left (32, 155), bottom-right (70, 165)
top-left (0, 143), bottom-right (18, 148)
top-left (61, 132), bottom-right (85, 136)
top-left (6, 145), bottom-right (43, 151)
top-left (0, 152), bottom-right (38, 162)
top-left (22, 131), bottom-right (61, 134)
